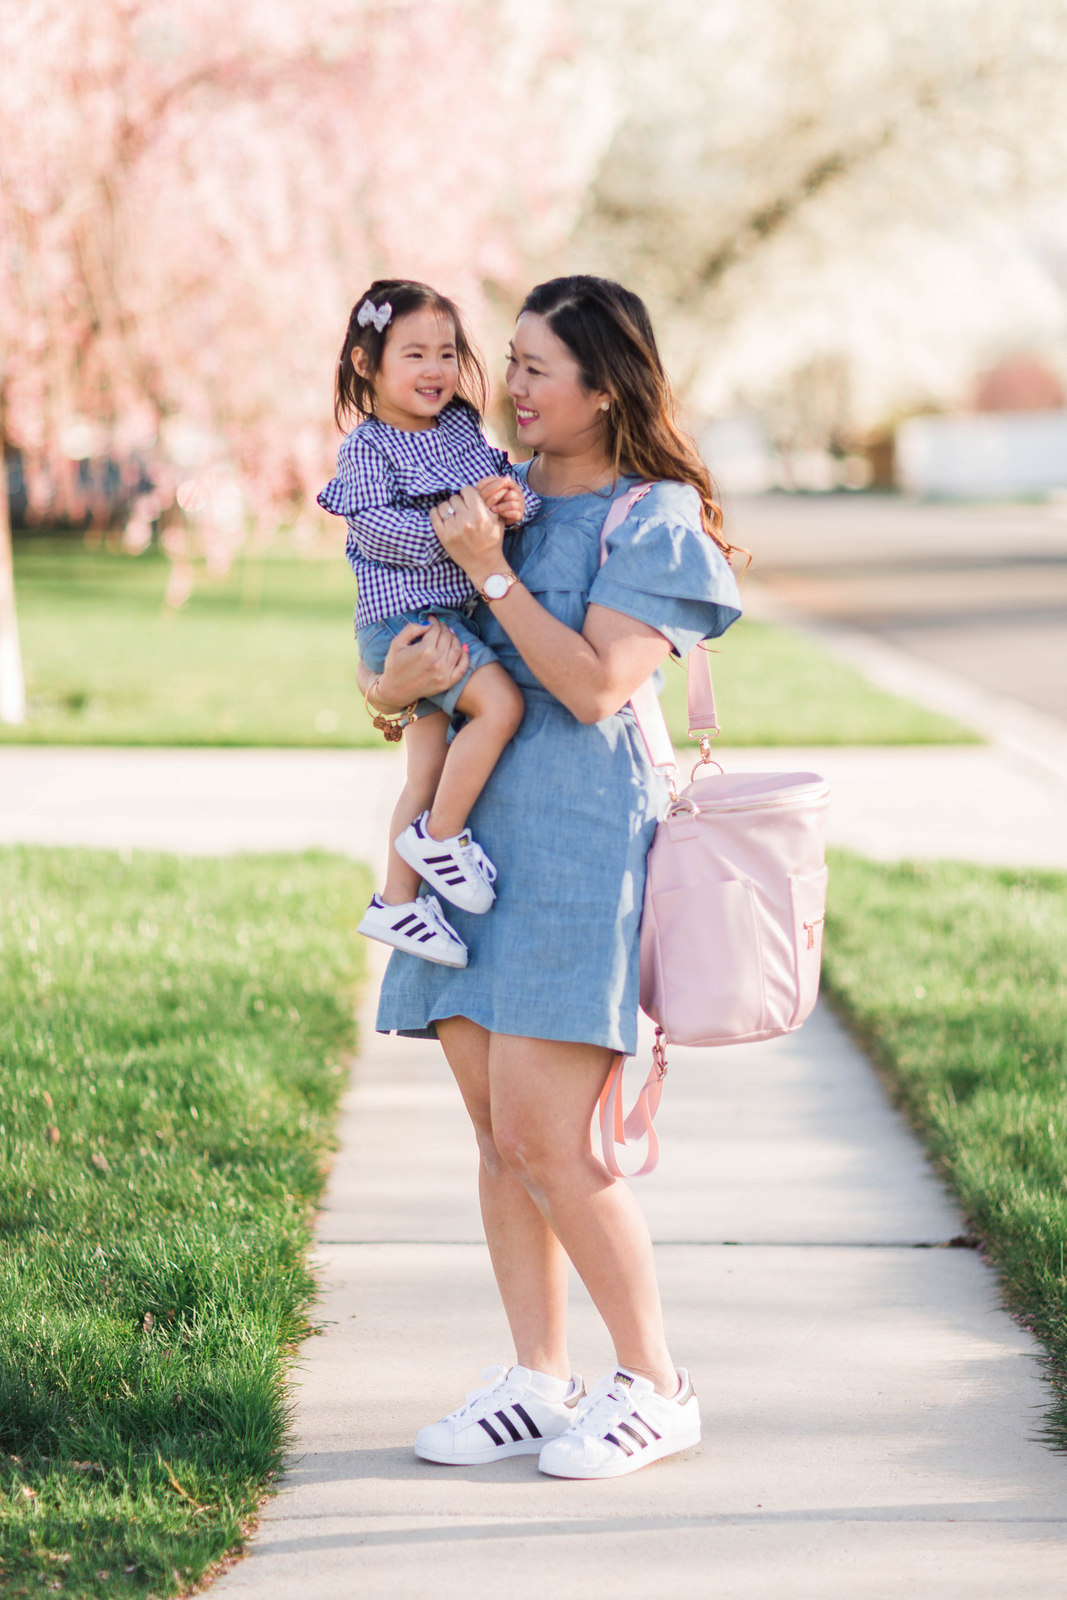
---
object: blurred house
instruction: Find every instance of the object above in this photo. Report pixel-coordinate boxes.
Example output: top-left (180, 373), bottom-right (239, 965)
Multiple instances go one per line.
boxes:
top-left (700, 417), bottom-right (777, 495)
top-left (6, 446), bottom-right (156, 534)
top-left (700, 417), bottom-right (874, 496)
top-left (895, 355), bottom-right (1067, 499)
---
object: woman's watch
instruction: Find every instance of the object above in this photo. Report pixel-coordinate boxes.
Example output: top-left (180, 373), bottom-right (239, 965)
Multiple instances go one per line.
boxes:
top-left (479, 568), bottom-right (519, 603)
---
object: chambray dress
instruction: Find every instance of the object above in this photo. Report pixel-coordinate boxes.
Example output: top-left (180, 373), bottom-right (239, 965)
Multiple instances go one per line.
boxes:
top-left (375, 472), bottom-right (742, 1055)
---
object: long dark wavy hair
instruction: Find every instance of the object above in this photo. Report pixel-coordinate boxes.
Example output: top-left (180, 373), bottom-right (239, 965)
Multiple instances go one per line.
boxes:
top-left (334, 279), bottom-right (489, 429)
top-left (519, 276), bottom-right (739, 563)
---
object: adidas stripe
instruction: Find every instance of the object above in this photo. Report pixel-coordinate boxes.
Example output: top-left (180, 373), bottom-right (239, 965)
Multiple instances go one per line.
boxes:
top-left (474, 1404), bottom-right (543, 1448)
top-left (606, 1412), bottom-right (662, 1453)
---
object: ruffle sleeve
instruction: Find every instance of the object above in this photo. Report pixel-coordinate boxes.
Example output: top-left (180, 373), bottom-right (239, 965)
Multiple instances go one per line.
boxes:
top-left (587, 481), bottom-right (742, 655)
top-left (317, 430), bottom-right (441, 568)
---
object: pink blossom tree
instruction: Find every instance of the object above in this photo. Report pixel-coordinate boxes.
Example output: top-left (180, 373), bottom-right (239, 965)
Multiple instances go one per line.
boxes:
top-left (0, 0), bottom-right (602, 717)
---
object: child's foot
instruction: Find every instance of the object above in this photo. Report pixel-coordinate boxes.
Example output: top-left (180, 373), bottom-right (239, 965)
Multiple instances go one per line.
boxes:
top-left (395, 812), bottom-right (498, 914)
top-left (357, 893), bottom-right (468, 967)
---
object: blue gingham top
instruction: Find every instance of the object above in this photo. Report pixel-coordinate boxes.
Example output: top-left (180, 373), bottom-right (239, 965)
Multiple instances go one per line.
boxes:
top-left (317, 400), bottom-right (540, 627)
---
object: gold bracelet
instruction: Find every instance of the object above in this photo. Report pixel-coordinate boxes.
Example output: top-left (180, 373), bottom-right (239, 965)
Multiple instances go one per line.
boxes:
top-left (363, 677), bottom-right (418, 743)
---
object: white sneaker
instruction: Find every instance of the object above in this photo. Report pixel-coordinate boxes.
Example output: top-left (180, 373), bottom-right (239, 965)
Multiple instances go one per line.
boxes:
top-left (414, 1365), bottom-right (585, 1465)
top-left (395, 812), bottom-right (498, 914)
top-left (357, 892), bottom-right (468, 968)
top-left (537, 1367), bottom-right (700, 1479)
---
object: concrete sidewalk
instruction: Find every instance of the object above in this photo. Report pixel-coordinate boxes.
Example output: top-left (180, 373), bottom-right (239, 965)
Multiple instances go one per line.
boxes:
top-left (2, 741), bottom-right (1066, 1596)
top-left (215, 1003), bottom-right (1067, 1600)
top-left (2, 737), bottom-right (1065, 869)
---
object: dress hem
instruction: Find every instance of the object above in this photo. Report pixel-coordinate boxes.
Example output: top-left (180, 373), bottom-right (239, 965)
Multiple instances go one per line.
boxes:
top-left (375, 1000), bottom-right (637, 1056)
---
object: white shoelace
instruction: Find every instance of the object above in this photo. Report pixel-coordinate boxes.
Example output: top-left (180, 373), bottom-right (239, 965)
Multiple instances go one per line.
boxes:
top-left (448, 1365), bottom-right (520, 1422)
top-left (418, 895), bottom-right (461, 940)
top-left (571, 1378), bottom-right (638, 1436)
top-left (457, 838), bottom-right (497, 886)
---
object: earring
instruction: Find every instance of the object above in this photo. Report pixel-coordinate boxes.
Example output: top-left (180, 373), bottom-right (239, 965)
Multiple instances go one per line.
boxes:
top-left (600, 401), bottom-right (610, 412)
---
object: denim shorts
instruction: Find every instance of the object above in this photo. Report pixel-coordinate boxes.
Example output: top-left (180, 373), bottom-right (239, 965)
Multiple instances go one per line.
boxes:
top-left (356, 606), bottom-right (498, 720)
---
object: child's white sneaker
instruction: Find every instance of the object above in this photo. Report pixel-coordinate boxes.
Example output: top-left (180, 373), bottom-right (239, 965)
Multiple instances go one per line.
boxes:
top-left (537, 1367), bottom-right (700, 1479)
top-left (357, 892), bottom-right (468, 967)
top-left (414, 1365), bottom-right (585, 1465)
top-left (395, 812), bottom-right (498, 914)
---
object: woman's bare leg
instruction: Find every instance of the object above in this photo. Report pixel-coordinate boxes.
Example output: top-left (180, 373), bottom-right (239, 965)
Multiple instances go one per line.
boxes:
top-left (488, 1033), bottom-right (677, 1396)
top-left (436, 1019), bottom-right (676, 1394)
top-left (382, 711), bottom-right (449, 905)
top-left (436, 1016), bottom-right (572, 1380)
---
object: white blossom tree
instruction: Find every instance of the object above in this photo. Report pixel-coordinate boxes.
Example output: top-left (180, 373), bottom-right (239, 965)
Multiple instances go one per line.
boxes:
top-left (575, 0), bottom-right (1067, 434)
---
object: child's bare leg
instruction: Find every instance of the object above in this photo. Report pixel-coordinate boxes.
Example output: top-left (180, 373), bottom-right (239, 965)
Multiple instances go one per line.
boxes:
top-left (426, 664), bottom-right (524, 841)
top-left (383, 711), bottom-right (449, 903)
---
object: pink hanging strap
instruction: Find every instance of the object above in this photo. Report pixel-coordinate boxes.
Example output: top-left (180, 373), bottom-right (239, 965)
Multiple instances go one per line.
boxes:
top-left (597, 1032), bottom-right (669, 1178)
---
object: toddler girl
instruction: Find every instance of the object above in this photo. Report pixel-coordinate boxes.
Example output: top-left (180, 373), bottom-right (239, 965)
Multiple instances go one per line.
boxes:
top-left (318, 279), bottom-right (537, 969)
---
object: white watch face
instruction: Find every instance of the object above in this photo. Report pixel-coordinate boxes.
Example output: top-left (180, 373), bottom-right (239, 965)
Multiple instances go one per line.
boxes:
top-left (484, 572), bottom-right (511, 600)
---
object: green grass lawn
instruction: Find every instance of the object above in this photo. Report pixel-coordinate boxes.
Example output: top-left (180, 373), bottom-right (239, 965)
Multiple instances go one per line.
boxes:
top-left (8, 542), bottom-right (366, 748)
top-left (823, 851), bottom-right (1067, 1444)
top-left (0, 845), bottom-right (369, 1599)
top-left (5, 539), bottom-right (976, 748)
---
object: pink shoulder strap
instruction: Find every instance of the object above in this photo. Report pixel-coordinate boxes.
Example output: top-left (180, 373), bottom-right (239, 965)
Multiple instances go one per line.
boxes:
top-left (686, 644), bottom-right (718, 738)
top-left (596, 484), bottom-right (722, 1177)
top-left (597, 484), bottom-right (719, 765)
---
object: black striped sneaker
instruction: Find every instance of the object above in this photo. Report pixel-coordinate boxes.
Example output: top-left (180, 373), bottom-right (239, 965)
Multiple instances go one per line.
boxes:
top-left (395, 812), bottom-right (498, 914)
top-left (537, 1367), bottom-right (700, 1479)
top-left (414, 1365), bottom-right (585, 1465)
top-left (357, 892), bottom-right (467, 967)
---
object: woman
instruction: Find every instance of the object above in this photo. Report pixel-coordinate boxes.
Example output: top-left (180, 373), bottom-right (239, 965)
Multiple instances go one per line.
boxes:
top-left (359, 276), bottom-right (742, 1479)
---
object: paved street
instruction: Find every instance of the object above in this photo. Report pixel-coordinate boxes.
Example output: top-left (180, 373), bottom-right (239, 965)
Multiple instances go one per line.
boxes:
top-left (730, 494), bottom-right (1067, 726)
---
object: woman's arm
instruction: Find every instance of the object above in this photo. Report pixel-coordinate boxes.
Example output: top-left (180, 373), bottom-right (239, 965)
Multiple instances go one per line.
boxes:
top-left (430, 486), bottom-right (671, 724)
top-left (358, 618), bottom-right (469, 712)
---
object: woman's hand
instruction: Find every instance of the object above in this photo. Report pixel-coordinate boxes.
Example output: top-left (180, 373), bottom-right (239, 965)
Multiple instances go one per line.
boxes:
top-left (430, 484), bottom-right (506, 587)
top-left (357, 617), bottom-right (468, 712)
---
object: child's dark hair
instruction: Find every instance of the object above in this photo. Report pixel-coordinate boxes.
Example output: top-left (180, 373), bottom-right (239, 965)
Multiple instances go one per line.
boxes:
top-left (334, 279), bottom-right (489, 429)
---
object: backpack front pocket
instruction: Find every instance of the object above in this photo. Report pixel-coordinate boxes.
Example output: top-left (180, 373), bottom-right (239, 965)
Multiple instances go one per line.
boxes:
top-left (642, 877), bottom-right (768, 1045)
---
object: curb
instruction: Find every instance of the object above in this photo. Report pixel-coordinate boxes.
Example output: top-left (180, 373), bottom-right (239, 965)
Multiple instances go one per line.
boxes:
top-left (743, 581), bottom-right (1067, 791)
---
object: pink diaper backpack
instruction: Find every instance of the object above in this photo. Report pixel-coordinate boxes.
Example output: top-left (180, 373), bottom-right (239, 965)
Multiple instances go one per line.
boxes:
top-left (597, 485), bottom-right (830, 1176)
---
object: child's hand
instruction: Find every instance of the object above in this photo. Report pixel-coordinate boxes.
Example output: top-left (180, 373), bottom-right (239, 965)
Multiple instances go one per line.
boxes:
top-left (477, 475), bottom-right (526, 526)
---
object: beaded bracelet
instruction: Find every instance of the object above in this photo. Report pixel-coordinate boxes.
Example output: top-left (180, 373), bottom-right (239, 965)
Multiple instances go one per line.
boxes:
top-left (363, 677), bottom-right (418, 743)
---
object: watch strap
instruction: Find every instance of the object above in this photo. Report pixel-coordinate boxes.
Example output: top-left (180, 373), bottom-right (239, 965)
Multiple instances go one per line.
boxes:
top-left (479, 569), bottom-right (519, 602)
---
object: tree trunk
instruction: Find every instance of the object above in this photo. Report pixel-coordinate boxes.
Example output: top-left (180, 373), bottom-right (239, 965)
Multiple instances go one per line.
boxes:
top-left (0, 453), bottom-right (26, 724)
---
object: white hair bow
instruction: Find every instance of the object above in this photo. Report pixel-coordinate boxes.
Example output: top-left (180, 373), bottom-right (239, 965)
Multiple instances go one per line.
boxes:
top-left (357, 299), bottom-right (392, 333)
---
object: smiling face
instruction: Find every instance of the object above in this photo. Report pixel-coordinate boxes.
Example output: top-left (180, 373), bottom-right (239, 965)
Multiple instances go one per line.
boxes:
top-left (506, 312), bottom-right (611, 459)
top-left (356, 306), bottom-right (460, 431)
